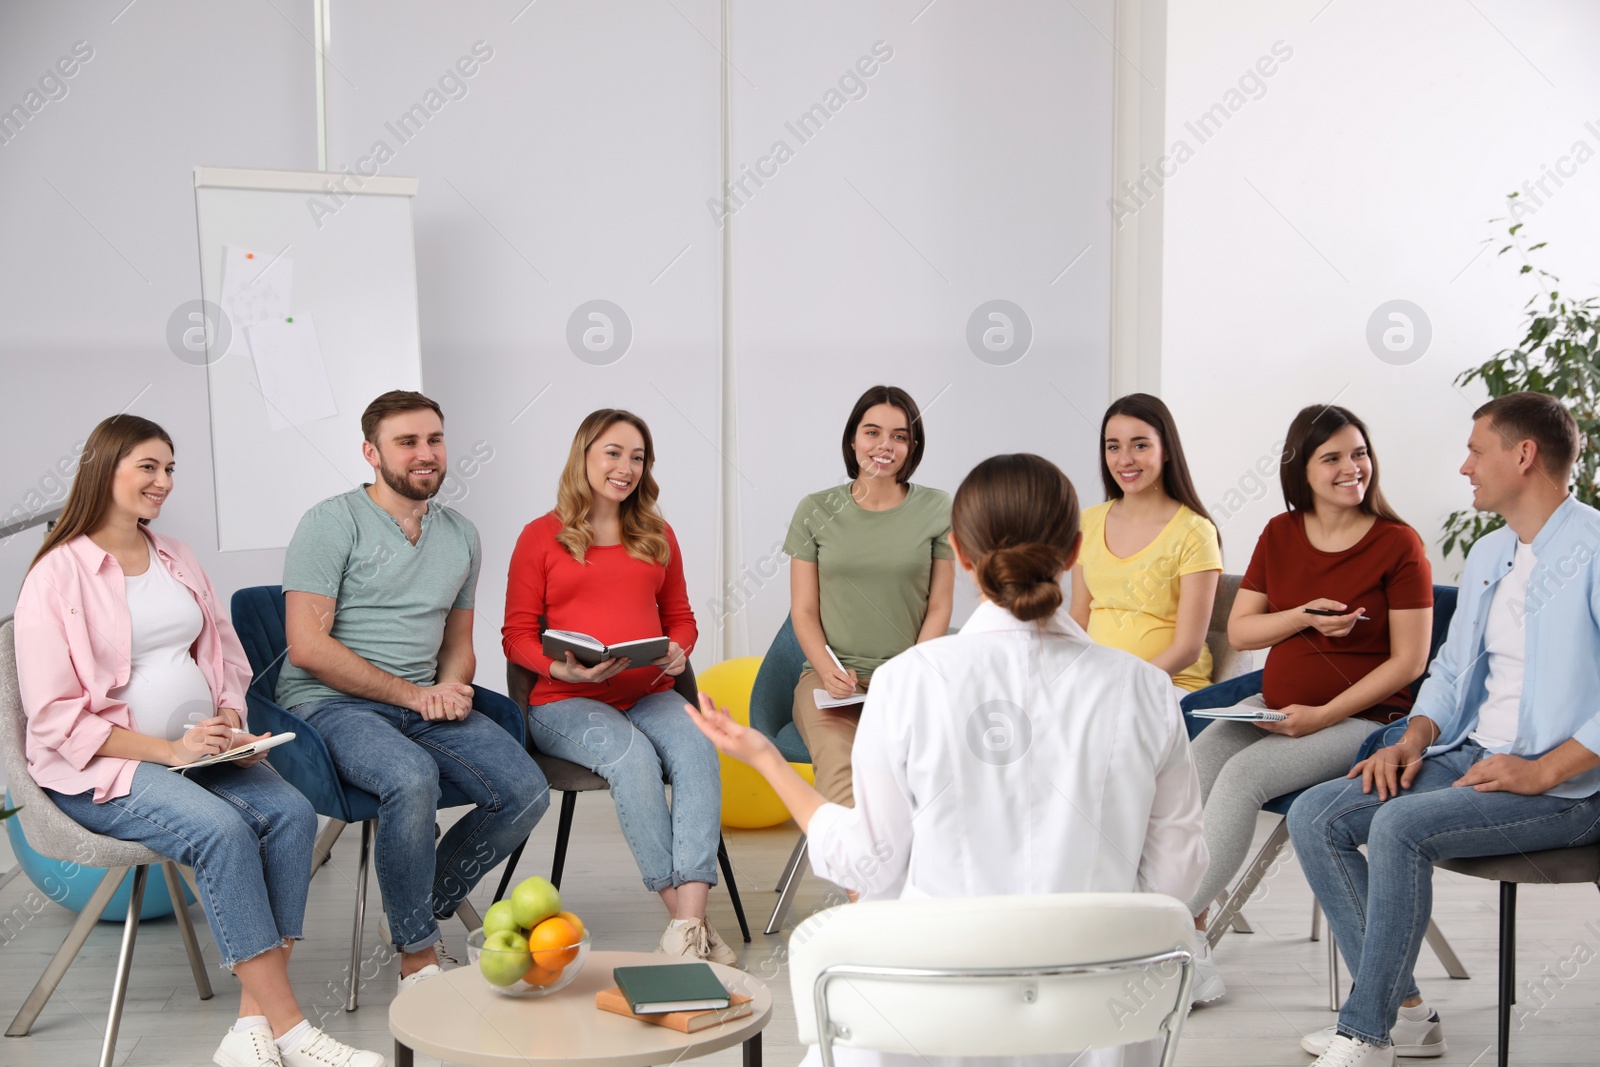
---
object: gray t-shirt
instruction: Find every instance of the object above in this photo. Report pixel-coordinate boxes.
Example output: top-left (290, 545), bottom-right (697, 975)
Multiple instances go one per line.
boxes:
top-left (275, 486), bottom-right (481, 710)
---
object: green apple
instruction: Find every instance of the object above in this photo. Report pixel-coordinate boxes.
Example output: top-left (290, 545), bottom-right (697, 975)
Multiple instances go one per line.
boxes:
top-left (482, 900), bottom-right (520, 939)
top-left (510, 876), bottom-right (561, 930)
top-left (480, 929), bottom-right (532, 987)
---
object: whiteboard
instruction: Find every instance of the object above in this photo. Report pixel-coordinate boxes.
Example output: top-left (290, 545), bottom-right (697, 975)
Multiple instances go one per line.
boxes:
top-left (193, 166), bottom-right (422, 551)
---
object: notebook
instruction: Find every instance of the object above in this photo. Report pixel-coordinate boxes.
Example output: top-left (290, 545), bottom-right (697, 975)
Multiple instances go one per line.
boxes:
top-left (541, 630), bottom-right (670, 668)
top-left (596, 987), bottom-right (752, 1032)
top-left (812, 689), bottom-right (865, 710)
top-left (611, 963), bottom-right (730, 1013)
top-left (1189, 708), bottom-right (1287, 723)
top-left (172, 732), bottom-right (296, 773)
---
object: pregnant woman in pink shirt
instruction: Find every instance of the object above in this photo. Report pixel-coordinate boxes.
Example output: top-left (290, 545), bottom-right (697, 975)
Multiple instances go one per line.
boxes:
top-left (14, 415), bottom-right (383, 1067)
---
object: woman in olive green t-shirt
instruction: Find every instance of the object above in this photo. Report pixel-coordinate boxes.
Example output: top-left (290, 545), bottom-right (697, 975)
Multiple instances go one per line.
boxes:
top-left (783, 385), bottom-right (954, 808)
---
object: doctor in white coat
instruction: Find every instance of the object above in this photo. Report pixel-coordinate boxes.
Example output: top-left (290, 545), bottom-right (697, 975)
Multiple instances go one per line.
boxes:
top-left (688, 453), bottom-right (1208, 1067)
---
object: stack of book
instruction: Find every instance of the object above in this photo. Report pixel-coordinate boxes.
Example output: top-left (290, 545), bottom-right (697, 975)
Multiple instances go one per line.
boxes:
top-left (596, 963), bottom-right (752, 1034)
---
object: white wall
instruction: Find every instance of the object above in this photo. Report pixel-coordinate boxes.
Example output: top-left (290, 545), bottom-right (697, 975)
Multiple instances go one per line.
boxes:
top-left (0, 1), bottom-right (315, 605)
top-left (724, 0), bottom-right (1116, 653)
top-left (1161, 0), bottom-right (1600, 582)
top-left (326, 0), bottom-right (722, 679)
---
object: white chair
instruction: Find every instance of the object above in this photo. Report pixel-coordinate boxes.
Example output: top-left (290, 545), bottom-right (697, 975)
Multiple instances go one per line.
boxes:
top-left (0, 619), bottom-right (214, 1067)
top-left (788, 893), bottom-right (1195, 1066)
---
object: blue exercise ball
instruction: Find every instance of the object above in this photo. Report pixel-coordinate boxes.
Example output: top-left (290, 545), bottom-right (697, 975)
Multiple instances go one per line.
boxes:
top-left (4, 793), bottom-right (192, 921)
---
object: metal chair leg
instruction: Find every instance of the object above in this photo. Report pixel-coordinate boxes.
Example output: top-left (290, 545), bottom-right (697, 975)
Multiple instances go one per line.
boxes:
top-left (718, 837), bottom-right (751, 942)
top-left (764, 837), bottom-right (808, 935)
top-left (1497, 881), bottom-right (1515, 1067)
top-left (162, 862), bottom-right (213, 1001)
top-left (100, 865), bottom-right (148, 1067)
top-left (1310, 899), bottom-right (1322, 942)
top-left (492, 838), bottom-right (528, 903)
top-left (312, 818), bottom-right (347, 872)
top-left (346, 820), bottom-right (373, 1012)
top-left (8, 865), bottom-right (132, 1036)
top-left (1206, 818), bottom-right (1289, 950)
top-left (775, 834), bottom-right (806, 892)
top-left (549, 790), bottom-right (578, 890)
top-left (1425, 918), bottom-right (1470, 979)
top-left (456, 899), bottom-right (481, 931)
top-left (1328, 928), bottom-right (1341, 1012)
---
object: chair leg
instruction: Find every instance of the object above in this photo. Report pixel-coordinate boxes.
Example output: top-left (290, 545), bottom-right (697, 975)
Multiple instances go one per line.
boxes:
top-left (764, 836), bottom-right (808, 936)
top-left (1424, 918), bottom-right (1470, 979)
top-left (717, 836), bottom-right (751, 943)
top-left (775, 834), bottom-right (806, 892)
top-left (346, 820), bottom-right (373, 1013)
top-left (549, 790), bottom-right (577, 891)
top-left (492, 839), bottom-right (528, 903)
top-left (1328, 928), bottom-right (1341, 1012)
top-left (100, 865), bottom-right (149, 1067)
top-left (455, 899), bottom-right (481, 931)
top-left (1310, 898), bottom-right (1322, 942)
top-left (1207, 818), bottom-right (1290, 950)
top-left (8, 865), bottom-right (132, 1037)
top-left (312, 818), bottom-right (347, 872)
top-left (161, 862), bottom-right (214, 1001)
top-left (1497, 881), bottom-right (1515, 1067)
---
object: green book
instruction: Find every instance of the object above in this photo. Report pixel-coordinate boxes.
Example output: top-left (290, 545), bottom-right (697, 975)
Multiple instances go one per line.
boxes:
top-left (612, 963), bottom-right (730, 1014)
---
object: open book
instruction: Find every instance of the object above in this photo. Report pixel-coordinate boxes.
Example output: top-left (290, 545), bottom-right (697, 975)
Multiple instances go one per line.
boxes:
top-left (541, 630), bottom-right (670, 668)
top-left (1189, 708), bottom-right (1286, 723)
top-left (172, 732), bottom-right (296, 773)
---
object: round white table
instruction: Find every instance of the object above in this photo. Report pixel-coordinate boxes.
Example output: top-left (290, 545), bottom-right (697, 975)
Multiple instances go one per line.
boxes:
top-left (388, 950), bottom-right (772, 1067)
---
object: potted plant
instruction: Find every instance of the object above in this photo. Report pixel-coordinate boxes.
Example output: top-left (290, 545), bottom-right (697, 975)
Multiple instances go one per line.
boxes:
top-left (1441, 201), bottom-right (1600, 559)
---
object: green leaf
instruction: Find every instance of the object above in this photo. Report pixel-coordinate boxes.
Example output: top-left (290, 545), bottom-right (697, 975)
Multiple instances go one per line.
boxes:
top-left (0, 805), bottom-right (20, 821)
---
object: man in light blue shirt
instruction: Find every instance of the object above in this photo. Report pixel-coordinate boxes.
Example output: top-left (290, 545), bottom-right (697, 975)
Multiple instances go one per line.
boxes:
top-left (1289, 392), bottom-right (1600, 1067)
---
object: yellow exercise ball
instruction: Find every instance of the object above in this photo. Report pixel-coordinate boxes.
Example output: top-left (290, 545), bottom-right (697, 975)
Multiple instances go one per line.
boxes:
top-left (696, 657), bottom-right (816, 829)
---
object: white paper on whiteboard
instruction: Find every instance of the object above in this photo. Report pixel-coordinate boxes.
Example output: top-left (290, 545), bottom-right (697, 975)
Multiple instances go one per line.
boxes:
top-left (244, 316), bottom-right (338, 431)
top-left (220, 244), bottom-right (293, 354)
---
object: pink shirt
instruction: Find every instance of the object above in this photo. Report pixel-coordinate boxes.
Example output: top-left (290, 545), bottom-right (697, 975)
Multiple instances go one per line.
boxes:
top-left (14, 530), bottom-right (252, 802)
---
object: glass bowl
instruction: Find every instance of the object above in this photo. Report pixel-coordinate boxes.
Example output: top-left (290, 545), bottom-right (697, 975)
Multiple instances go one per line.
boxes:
top-left (466, 926), bottom-right (591, 998)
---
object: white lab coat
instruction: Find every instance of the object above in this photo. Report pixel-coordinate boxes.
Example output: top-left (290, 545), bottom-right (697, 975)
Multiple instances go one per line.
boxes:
top-left (798, 600), bottom-right (1208, 1067)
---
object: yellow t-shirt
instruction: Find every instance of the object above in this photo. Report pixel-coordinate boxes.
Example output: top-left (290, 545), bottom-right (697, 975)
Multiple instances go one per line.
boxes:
top-left (1078, 501), bottom-right (1222, 692)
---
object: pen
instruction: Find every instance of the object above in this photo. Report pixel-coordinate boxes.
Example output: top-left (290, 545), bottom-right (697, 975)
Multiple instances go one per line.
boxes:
top-left (824, 645), bottom-right (848, 674)
top-left (1302, 608), bottom-right (1369, 621)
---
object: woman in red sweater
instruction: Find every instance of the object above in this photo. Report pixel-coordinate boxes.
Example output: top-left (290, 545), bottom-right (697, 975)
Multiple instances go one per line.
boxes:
top-left (502, 409), bottom-right (732, 964)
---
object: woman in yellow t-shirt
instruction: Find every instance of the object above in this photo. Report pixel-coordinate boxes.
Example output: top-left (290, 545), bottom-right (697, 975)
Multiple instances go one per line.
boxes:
top-left (1069, 393), bottom-right (1222, 692)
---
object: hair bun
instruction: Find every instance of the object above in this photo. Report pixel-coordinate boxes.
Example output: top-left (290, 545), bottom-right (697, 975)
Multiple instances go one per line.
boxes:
top-left (977, 543), bottom-right (1065, 622)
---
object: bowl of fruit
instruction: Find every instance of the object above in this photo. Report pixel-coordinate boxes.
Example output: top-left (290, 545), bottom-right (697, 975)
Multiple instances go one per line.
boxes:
top-left (468, 875), bottom-right (590, 997)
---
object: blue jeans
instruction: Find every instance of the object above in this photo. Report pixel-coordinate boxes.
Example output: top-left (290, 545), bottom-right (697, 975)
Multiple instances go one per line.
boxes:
top-left (1288, 742), bottom-right (1600, 1046)
top-left (50, 761), bottom-right (316, 968)
top-left (529, 689), bottom-right (720, 892)
top-left (298, 698), bottom-right (549, 951)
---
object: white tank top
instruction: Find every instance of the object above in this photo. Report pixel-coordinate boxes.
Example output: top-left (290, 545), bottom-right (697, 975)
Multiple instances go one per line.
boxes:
top-left (109, 560), bottom-right (215, 740)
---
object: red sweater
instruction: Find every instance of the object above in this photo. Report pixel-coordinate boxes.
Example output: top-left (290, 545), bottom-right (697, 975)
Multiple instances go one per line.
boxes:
top-left (503, 511), bottom-right (697, 710)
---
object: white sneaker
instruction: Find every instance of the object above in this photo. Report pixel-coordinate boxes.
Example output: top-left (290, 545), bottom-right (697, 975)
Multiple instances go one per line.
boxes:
top-left (658, 918), bottom-right (738, 966)
top-left (279, 1027), bottom-right (386, 1067)
top-left (397, 963), bottom-right (442, 993)
top-left (1309, 1034), bottom-right (1396, 1067)
top-left (700, 919), bottom-right (740, 967)
top-left (214, 1025), bottom-right (282, 1067)
top-left (1189, 939), bottom-right (1225, 1006)
top-left (1301, 1010), bottom-right (1445, 1058)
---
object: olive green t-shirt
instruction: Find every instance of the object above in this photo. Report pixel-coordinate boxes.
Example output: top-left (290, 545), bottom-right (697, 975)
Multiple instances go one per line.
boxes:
top-left (783, 483), bottom-right (953, 679)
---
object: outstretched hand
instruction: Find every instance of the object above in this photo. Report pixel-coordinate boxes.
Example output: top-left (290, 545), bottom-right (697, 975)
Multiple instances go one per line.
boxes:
top-left (683, 692), bottom-right (781, 767)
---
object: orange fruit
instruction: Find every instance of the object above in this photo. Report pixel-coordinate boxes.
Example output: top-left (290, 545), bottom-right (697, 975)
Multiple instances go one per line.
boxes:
top-left (558, 911), bottom-right (585, 939)
top-left (528, 915), bottom-right (580, 969)
top-left (522, 962), bottom-right (562, 987)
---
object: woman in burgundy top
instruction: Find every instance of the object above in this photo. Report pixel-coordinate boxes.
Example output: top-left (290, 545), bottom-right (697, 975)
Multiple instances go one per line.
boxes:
top-left (502, 409), bottom-right (732, 965)
top-left (1186, 405), bottom-right (1434, 1003)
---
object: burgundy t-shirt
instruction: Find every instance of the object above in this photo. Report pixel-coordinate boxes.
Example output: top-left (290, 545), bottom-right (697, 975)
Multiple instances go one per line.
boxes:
top-left (1243, 512), bottom-right (1433, 723)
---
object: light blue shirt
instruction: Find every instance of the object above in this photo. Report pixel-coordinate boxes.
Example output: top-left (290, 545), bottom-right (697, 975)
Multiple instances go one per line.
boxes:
top-left (1409, 495), bottom-right (1600, 799)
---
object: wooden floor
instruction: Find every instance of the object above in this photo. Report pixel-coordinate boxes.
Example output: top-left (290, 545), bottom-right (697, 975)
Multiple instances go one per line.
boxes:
top-left (2, 804), bottom-right (1597, 1067)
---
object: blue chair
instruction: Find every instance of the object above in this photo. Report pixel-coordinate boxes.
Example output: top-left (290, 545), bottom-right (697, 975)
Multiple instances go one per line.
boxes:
top-left (1193, 587), bottom-right (1467, 983)
top-left (230, 585), bottom-right (528, 1011)
top-left (748, 615), bottom-right (815, 935)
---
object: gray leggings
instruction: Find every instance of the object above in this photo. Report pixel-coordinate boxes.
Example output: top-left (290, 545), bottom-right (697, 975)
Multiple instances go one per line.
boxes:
top-left (1186, 697), bottom-right (1383, 917)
